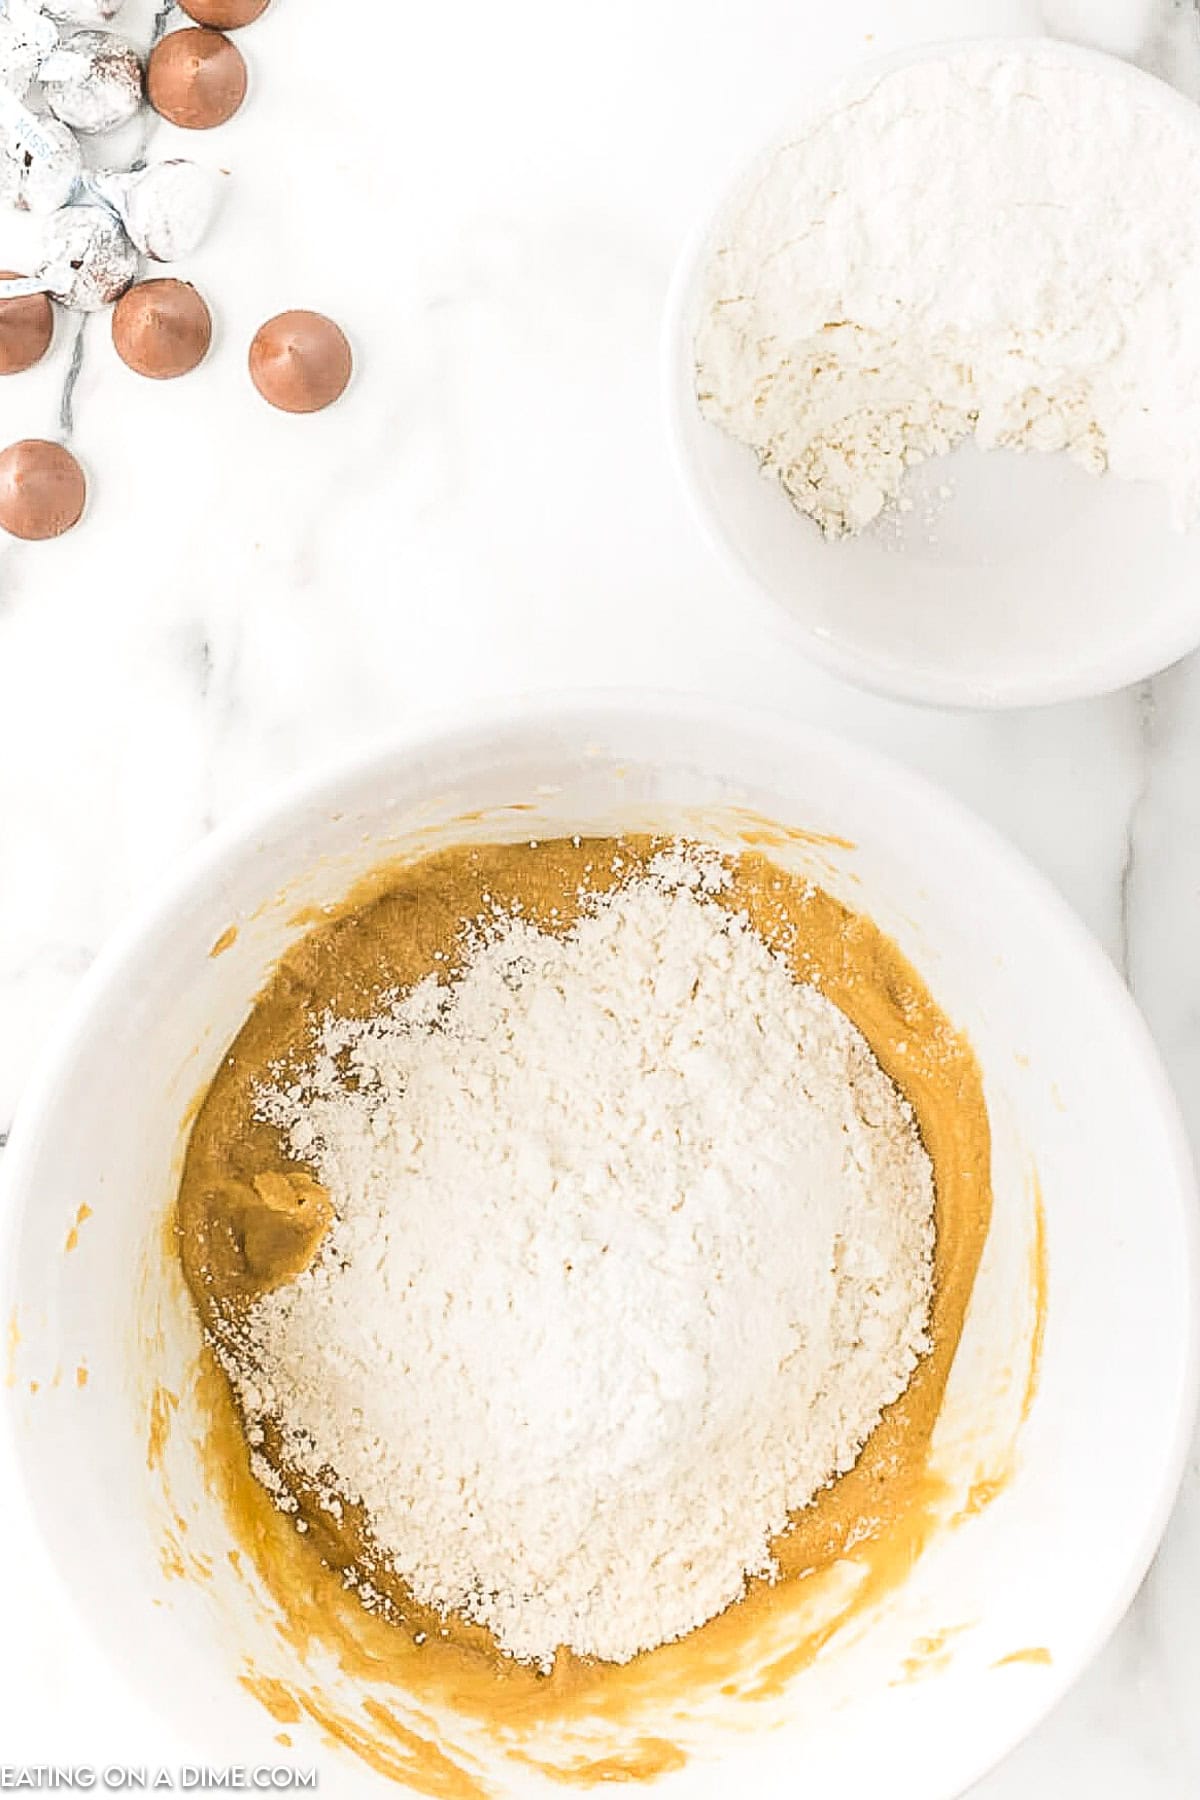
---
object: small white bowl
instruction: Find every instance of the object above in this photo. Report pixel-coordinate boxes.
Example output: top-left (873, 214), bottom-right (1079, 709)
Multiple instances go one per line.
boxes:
top-left (1, 694), bottom-right (1197, 1797)
top-left (665, 39), bottom-right (1200, 709)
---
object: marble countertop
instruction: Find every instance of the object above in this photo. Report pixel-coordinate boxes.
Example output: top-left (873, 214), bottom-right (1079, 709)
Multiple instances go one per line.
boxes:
top-left (2, 0), bottom-right (1199, 1791)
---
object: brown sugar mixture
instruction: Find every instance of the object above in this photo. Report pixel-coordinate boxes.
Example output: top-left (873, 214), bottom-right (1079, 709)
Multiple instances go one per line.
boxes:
top-left (174, 835), bottom-right (992, 1777)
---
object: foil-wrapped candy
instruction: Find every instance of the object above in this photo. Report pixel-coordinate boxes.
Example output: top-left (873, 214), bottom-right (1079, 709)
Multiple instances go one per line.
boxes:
top-left (43, 0), bottom-right (128, 23)
top-left (0, 82), bottom-right (82, 210)
top-left (40, 26), bottom-right (142, 133)
top-left (0, 202), bottom-right (141, 308)
top-left (89, 159), bottom-right (219, 261)
top-left (0, 0), bottom-right (59, 98)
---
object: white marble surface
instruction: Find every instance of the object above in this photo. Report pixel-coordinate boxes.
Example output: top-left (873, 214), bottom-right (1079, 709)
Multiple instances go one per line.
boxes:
top-left (1, 0), bottom-right (1199, 1790)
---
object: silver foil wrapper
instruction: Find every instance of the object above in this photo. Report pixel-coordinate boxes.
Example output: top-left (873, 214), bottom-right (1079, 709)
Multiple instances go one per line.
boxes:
top-left (89, 158), bottom-right (219, 260)
top-left (0, 82), bottom-right (82, 211)
top-left (40, 27), bottom-right (142, 133)
top-left (43, 0), bottom-right (127, 23)
top-left (0, 111), bottom-right (81, 211)
top-left (0, 0), bottom-right (59, 98)
top-left (35, 201), bottom-right (139, 307)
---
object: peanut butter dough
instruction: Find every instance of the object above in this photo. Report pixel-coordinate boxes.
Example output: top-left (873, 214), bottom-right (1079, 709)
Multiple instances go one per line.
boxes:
top-left (175, 835), bottom-right (993, 1776)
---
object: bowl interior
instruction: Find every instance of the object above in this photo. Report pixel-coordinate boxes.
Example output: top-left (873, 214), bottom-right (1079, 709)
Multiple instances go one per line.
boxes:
top-left (665, 41), bottom-right (1200, 708)
top-left (2, 701), bottom-right (1196, 1798)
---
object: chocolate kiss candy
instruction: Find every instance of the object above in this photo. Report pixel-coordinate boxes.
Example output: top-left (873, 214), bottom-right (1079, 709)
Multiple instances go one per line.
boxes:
top-left (0, 280), bottom-right (54, 374)
top-left (148, 27), bottom-right (246, 130)
top-left (249, 310), bottom-right (352, 413)
top-left (0, 439), bottom-right (86, 539)
top-left (179, 0), bottom-right (269, 25)
top-left (112, 278), bottom-right (212, 378)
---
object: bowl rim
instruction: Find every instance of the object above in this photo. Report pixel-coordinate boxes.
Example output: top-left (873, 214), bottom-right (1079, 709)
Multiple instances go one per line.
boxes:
top-left (662, 33), bottom-right (1200, 711)
top-left (1, 686), bottom-right (1197, 1796)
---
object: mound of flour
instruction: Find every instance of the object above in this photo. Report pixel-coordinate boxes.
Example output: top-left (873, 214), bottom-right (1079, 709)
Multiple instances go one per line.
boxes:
top-left (223, 852), bottom-right (934, 1667)
top-left (696, 44), bottom-right (1200, 536)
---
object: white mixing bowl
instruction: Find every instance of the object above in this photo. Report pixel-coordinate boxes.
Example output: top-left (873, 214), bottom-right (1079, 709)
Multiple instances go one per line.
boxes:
top-left (664, 39), bottom-right (1200, 708)
top-left (2, 694), bottom-right (1197, 1798)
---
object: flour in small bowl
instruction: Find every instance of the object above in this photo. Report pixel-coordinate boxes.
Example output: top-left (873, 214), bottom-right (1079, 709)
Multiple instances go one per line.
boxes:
top-left (218, 848), bottom-right (934, 1669)
top-left (695, 43), bottom-right (1200, 537)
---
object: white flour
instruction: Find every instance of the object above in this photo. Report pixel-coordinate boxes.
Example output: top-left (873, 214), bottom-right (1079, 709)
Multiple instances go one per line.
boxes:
top-left (222, 851), bottom-right (934, 1668)
top-left (695, 44), bottom-right (1200, 537)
